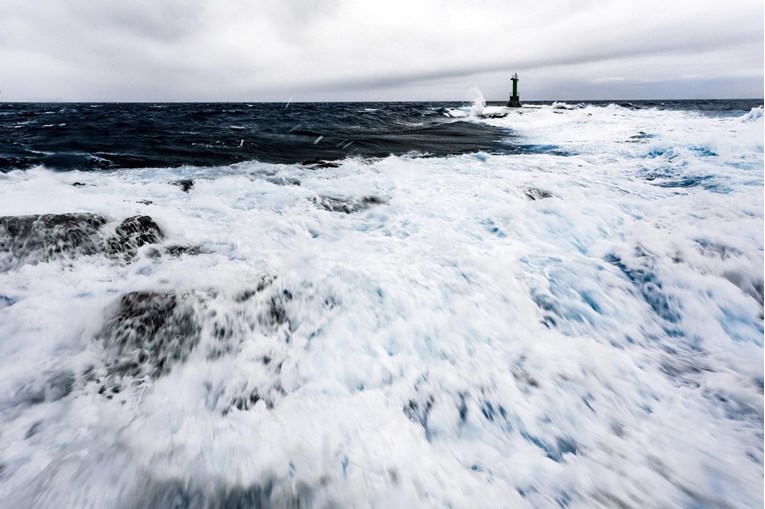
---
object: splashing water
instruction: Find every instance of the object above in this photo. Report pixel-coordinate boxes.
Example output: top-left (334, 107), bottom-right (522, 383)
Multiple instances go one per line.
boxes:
top-left (467, 87), bottom-right (486, 116)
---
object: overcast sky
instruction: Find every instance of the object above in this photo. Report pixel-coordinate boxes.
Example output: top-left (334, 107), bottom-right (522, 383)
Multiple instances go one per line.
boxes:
top-left (0, 0), bottom-right (762, 102)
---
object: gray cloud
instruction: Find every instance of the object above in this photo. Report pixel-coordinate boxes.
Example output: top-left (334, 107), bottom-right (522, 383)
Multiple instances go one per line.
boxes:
top-left (0, 0), bottom-right (761, 101)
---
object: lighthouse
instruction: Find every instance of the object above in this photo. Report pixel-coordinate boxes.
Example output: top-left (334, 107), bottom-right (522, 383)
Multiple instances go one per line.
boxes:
top-left (507, 73), bottom-right (522, 108)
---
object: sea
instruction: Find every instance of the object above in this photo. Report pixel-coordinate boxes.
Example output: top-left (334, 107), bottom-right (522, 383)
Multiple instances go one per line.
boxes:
top-left (0, 99), bottom-right (762, 508)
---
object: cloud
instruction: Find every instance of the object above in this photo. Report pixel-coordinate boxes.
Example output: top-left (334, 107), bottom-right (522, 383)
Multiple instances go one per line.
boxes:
top-left (0, 0), bottom-right (761, 101)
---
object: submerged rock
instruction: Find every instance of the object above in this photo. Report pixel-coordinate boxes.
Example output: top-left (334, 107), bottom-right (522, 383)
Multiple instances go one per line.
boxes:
top-left (0, 213), bottom-right (107, 271)
top-left (313, 195), bottom-right (386, 214)
top-left (171, 179), bottom-right (194, 192)
top-left (0, 213), bottom-right (167, 269)
top-left (105, 215), bottom-right (164, 260)
top-left (163, 244), bottom-right (204, 257)
top-left (101, 291), bottom-right (199, 379)
top-left (524, 187), bottom-right (554, 201)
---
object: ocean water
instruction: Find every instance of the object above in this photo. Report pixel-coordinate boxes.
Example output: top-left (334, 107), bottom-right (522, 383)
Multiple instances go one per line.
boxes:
top-left (0, 100), bottom-right (762, 508)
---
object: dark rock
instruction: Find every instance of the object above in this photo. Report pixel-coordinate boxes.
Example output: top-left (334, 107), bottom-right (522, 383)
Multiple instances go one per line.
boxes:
top-left (524, 187), bottom-right (554, 200)
top-left (301, 159), bottom-right (339, 169)
top-left (171, 179), bottom-right (194, 192)
top-left (0, 213), bottom-right (107, 270)
top-left (145, 247), bottom-right (162, 259)
top-left (100, 291), bottom-right (199, 379)
top-left (265, 297), bottom-right (288, 327)
top-left (313, 195), bottom-right (386, 214)
top-left (0, 213), bottom-right (167, 268)
top-left (137, 199), bottom-right (154, 205)
top-left (71, 182), bottom-right (87, 187)
top-left (106, 215), bottom-right (164, 259)
top-left (164, 245), bottom-right (204, 257)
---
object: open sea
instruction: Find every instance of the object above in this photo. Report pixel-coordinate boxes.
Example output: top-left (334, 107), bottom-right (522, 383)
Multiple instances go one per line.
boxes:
top-left (0, 99), bottom-right (762, 508)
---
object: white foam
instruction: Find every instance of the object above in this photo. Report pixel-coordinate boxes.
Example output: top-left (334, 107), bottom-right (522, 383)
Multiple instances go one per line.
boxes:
top-left (0, 105), bottom-right (762, 508)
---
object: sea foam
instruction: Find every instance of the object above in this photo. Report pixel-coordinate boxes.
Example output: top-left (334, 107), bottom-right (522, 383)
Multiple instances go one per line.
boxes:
top-left (0, 103), bottom-right (762, 508)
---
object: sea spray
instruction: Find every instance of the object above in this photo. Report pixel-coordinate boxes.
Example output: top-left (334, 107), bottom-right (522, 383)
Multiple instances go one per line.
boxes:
top-left (467, 87), bottom-right (486, 116)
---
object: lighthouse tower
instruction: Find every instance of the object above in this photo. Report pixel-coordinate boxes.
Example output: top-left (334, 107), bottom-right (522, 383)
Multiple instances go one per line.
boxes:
top-left (507, 73), bottom-right (522, 108)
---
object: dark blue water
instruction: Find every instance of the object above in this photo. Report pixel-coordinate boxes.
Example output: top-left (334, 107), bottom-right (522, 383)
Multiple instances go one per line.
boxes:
top-left (1, 100), bottom-right (761, 172)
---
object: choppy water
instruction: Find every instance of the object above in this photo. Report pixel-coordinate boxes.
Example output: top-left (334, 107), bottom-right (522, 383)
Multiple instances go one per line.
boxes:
top-left (0, 100), bottom-right (762, 508)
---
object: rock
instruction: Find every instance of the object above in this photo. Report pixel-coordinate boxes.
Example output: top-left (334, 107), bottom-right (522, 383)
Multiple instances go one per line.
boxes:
top-left (106, 215), bottom-right (164, 259)
top-left (164, 245), bottom-right (204, 257)
top-left (313, 195), bottom-right (386, 214)
top-left (0, 213), bottom-right (167, 268)
top-left (171, 179), bottom-right (194, 192)
top-left (524, 187), bottom-right (554, 201)
top-left (101, 291), bottom-right (199, 379)
top-left (136, 199), bottom-right (154, 205)
top-left (0, 213), bottom-right (107, 271)
top-left (301, 159), bottom-right (339, 169)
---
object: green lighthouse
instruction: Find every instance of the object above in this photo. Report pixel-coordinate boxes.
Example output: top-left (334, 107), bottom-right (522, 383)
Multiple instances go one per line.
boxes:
top-left (507, 73), bottom-right (522, 108)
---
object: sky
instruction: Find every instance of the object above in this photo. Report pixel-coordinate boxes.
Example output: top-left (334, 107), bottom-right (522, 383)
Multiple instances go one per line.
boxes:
top-left (0, 0), bottom-right (762, 102)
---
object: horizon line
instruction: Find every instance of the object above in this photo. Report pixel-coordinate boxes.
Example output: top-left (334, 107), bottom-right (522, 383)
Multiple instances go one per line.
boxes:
top-left (0, 98), bottom-right (763, 105)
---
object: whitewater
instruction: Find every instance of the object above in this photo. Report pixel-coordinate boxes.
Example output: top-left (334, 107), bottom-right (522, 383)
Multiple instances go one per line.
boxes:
top-left (0, 102), bottom-right (762, 508)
